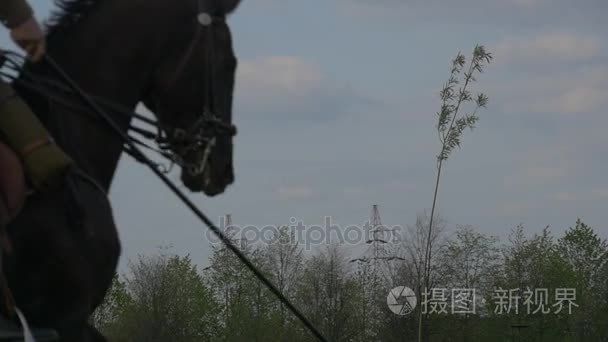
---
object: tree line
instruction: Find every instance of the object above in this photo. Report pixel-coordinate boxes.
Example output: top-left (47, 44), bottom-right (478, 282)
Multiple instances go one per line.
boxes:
top-left (91, 216), bottom-right (608, 341)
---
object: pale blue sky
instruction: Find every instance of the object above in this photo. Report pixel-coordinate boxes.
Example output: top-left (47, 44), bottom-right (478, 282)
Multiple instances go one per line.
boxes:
top-left (3, 0), bottom-right (607, 269)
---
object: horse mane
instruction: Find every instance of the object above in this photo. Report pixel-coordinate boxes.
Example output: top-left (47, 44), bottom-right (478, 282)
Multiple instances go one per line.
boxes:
top-left (45, 0), bottom-right (101, 39)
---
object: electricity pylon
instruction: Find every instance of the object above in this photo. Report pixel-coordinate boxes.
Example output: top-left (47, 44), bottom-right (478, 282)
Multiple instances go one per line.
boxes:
top-left (352, 204), bottom-right (404, 280)
top-left (350, 204), bottom-right (404, 339)
top-left (222, 214), bottom-right (248, 250)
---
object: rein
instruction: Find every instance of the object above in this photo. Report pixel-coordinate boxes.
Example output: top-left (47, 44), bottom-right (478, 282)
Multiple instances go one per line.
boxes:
top-left (0, 50), bottom-right (235, 173)
top-left (43, 54), bottom-right (329, 342)
top-left (0, 0), bottom-right (239, 175)
top-left (0, 1), bottom-right (328, 339)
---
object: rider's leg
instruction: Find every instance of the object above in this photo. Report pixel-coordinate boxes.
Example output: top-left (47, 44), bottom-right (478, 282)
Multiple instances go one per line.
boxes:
top-left (0, 141), bottom-right (25, 227)
top-left (0, 80), bottom-right (73, 191)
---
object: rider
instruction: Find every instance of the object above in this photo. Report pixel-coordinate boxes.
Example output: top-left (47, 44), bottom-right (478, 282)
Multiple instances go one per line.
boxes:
top-left (0, 0), bottom-right (73, 193)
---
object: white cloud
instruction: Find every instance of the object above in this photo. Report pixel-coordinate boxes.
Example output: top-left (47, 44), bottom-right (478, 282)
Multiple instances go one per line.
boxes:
top-left (502, 166), bottom-right (568, 190)
top-left (526, 166), bottom-right (569, 183)
top-left (530, 85), bottom-right (607, 114)
top-left (342, 180), bottom-right (416, 199)
top-left (238, 56), bottom-right (323, 95)
top-left (499, 186), bottom-right (608, 216)
top-left (490, 65), bottom-right (608, 115)
top-left (553, 192), bottom-right (576, 201)
top-left (275, 185), bottom-right (314, 201)
top-left (493, 32), bottom-right (603, 65)
top-left (591, 189), bottom-right (608, 198)
top-left (342, 0), bottom-right (548, 11)
top-left (338, 0), bottom-right (559, 20)
top-left (551, 189), bottom-right (608, 202)
top-left (501, 142), bottom-right (580, 190)
top-left (236, 56), bottom-right (323, 113)
top-left (235, 55), bottom-right (373, 122)
top-left (511, 0), bottom-right (545, 9)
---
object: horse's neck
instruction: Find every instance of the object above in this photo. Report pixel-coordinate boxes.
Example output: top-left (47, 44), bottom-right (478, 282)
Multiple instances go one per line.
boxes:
top-left (31, 51), bottom-right (149, 192)
top-left (21, 1), bottom-right (169, 191)
top-left (34, 84), bottom-right (135, 191)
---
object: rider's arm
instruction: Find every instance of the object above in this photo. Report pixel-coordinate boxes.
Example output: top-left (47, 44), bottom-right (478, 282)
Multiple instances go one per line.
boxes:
top-left (0, 0), bottom-right (33, 29)
top-left (0, 0), bottom-right (44, 62)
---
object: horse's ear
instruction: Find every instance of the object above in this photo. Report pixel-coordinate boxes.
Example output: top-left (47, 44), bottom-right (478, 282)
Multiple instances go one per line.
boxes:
top-left (218, 0), bottom-right (242, 15)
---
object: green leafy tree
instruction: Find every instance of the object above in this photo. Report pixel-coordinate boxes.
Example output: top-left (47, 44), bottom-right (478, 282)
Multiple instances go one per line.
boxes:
top-left (206, 227), bottom-right (281, 341)
top-left (263, 226), bottom-right (305, 337)
top-left (91, 273), bottom-right (133, 333)
top-left (434, 225), bottom-right (500, 341)
top-left (111, 251), bottom-right (221, 342)
top-left (291, 245), bottom-right (366, 342)
top-left (557, 219), bottom-right (608, 340)
top-left (88, 219), bottom-right (608, 342)
top-left (377, 212), bottom-right (447, 342)
top-left (489, 225), bottom-right (576, 341)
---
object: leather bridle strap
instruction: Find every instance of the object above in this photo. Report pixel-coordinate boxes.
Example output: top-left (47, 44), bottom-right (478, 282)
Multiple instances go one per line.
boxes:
top-left (156, 0), bottom-right (224, 148)
top-left (162, 0), bottom-right (207, 93)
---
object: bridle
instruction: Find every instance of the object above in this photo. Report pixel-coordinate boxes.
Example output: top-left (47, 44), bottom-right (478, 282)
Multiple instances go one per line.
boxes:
top-left (152, 0), bottom-right (237, 176)
top-left (0, 0), bottom-right (236, 176)
top-left (1, 3), bottom-right (329, 340)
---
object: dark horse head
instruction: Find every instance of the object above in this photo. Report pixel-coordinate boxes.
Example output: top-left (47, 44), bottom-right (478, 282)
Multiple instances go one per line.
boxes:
top-left (32, 0), bottom-right (243, 196)
top-left (3, 0), bottom-right (244, 340)
top-left (140, 0), bottom-right (240, 195)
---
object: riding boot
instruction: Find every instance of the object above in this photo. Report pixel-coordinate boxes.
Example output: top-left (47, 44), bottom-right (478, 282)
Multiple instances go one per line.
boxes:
top-left (0, 81), bottom-right (73, 192)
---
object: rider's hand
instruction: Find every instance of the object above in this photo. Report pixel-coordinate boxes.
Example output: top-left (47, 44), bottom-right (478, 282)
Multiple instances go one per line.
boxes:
top-left (10, 16), bottom-right (45, 62)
